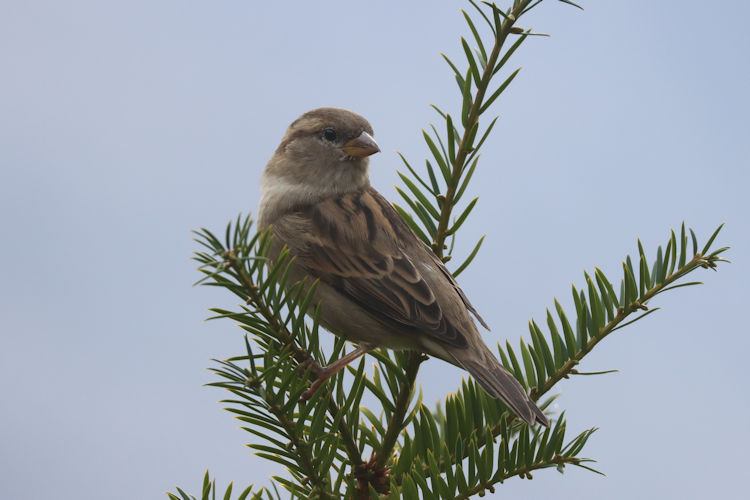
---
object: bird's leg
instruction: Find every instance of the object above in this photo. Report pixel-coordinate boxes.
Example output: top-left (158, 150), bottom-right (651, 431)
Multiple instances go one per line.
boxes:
top-left (301, 345), bottom-right (372, 400)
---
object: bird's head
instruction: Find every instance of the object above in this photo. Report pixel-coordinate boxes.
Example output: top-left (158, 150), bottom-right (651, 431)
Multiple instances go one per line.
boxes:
top-left (259, 108), bottom-right (381, 224)
top-left (280, 107), bottom-right (379, 163)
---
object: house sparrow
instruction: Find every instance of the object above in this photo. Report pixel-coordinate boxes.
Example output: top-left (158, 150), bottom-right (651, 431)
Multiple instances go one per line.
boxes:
top-left (258, 107), bottom-right (548, 426)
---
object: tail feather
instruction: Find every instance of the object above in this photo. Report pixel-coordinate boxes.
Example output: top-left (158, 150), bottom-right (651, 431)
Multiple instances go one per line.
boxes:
top-left (455, 353), bottom-right (549, 427)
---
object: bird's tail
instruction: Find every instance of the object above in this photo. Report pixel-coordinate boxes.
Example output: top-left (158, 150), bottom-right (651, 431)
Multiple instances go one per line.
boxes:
top-left (453, 347), bottom-right (548, 427)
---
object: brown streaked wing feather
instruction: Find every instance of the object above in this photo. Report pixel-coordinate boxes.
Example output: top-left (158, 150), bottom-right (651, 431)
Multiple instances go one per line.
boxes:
top-left (369, 187), bottom-right (489, 331)
top-left (286, 188), bottom-right (467, 348)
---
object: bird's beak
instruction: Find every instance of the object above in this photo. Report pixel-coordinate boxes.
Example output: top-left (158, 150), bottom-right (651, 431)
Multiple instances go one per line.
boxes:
top-left (341, 131), bottom-right (380, 158)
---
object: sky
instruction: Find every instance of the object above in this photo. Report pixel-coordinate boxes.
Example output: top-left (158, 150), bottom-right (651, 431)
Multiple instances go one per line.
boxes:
top-left (1, 1), bottom-right (748, 499)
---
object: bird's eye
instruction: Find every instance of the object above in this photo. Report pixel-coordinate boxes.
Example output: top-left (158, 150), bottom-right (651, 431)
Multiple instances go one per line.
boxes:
top-left (322, 127), bottom-right (337, 142)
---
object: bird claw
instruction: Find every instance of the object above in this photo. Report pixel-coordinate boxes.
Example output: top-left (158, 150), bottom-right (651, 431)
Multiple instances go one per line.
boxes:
top-left (298, 358), bottom-right (324, 377)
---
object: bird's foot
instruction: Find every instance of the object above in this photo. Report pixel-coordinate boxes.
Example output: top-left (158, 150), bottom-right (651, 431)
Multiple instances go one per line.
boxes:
top-left (300, 345), bottom-right (372, 400)
top-left (297, 358), bottom-right (325, 377)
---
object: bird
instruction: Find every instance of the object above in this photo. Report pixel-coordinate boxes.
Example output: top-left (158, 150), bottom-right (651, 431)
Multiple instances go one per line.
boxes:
top-left (257, 107), bottom-right (548, 426)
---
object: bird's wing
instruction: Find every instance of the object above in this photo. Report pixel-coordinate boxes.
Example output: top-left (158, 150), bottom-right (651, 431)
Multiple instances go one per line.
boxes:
top-left (432, 256), bottom-right (490, 330)
top-left (273, 188), bottom-right (469, 348)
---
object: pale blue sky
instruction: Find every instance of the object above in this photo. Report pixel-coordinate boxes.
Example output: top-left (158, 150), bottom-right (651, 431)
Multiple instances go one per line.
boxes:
top-left (1, 1), bottom-right (748, 499)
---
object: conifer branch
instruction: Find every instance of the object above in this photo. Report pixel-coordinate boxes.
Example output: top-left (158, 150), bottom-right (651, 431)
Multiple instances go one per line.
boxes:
top-left (432, 0), bottom-right (534, 259)
top-left (451, 454), bottom-right (596, 500)
top-left (374, 352), bottom-right (424, 469)
top-left (222, 249), bottom-right (364, 470)
top-left (531, 250), bottom-right (727, 401)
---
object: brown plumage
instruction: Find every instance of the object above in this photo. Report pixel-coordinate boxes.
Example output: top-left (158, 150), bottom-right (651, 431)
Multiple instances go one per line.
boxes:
top-left (258, 107), bottom-right (547, 426)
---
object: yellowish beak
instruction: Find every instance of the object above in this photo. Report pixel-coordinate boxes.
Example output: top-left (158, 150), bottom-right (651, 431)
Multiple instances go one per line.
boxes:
top-left (341, 131), bottom-right (380, 158)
